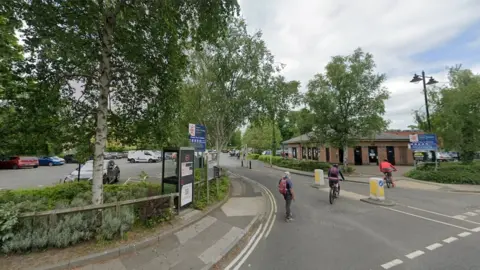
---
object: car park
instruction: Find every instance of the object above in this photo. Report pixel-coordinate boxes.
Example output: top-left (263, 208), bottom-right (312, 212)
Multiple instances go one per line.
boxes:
top-left (0, 156), bottom-right (39, 169)
top-left (65, 159), bottom-right (120, 184)
top-left (38, 156), bottom-right (65, 166)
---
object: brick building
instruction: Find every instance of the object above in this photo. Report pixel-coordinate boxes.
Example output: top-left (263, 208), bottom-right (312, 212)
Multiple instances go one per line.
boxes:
top-left (281, 132), bottom-right (414, 166)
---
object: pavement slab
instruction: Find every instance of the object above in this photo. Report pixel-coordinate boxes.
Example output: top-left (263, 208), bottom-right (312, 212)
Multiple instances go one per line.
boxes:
top-left (71, 174), bottom-right (265, 270)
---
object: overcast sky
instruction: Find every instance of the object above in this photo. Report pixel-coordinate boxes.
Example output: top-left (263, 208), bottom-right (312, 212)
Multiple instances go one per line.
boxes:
top-left (238, 0), bottom-right (480, 129)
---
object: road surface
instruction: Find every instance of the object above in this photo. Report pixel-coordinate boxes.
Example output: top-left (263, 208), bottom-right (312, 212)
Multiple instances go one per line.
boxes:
top-left (222, 154), bottom-right (480, 270)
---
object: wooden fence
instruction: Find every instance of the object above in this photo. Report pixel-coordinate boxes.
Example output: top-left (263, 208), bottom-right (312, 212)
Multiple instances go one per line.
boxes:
top-left (18, 193), bottom-right (179, 225)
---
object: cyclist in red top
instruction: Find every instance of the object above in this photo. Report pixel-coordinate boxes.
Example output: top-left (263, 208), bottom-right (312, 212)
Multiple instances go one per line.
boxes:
top-left (379, 158), bottom-right (397, 186)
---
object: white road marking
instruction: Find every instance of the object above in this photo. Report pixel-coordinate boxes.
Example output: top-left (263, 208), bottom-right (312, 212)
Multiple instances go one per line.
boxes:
top-left (405, 250), bottom-right (425, 259)
top-left (464, 212), bottom-right (478, 216)
top-left (222, 224), bottom-right (263, 270)
top-left (426, 243), bottom-right (443, 251)
top-left (263, 186), bottom-right (277, 239)
top-left (458, 231), bottom-right (472, 237)
top-left (225, 174), bottom-right (275, 270)
top-left (381, 207), bottom-right (472, 231)
top-left (405, 205), bottom-right (480, 225)
top-left (381, 259), bottom-right (403, 269)
top-left (443, 237), bottom-right (458, 243)
top-left (471, 227), bottom-right (480, 232)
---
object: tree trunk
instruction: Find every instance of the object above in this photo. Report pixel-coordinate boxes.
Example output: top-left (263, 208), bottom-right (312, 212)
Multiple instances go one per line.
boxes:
top-left (215, 136), bottom-right (221, 167)
top-left (342, 145), bottom-right (348, 168)
top-left (92, 14), bottom-right (114, 205)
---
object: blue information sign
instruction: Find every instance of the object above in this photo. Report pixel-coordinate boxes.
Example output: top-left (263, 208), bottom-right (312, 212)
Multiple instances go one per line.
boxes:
top-left (188, 124), bottom-right (207, 152)
top-left (409, 133), bottom-right (438, 151)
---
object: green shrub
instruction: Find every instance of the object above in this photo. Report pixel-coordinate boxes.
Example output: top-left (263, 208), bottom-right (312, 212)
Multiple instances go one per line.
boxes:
top-left (247, 153), bottom-right (260, 160)
top-left (193, 176), bottom-right (230, 210)
top-left (257, 155), bottom-right (332, 172)
top-left (405, 162), bottom-right (480, 184)
top-left (0, 181), bottom-right (173, 253)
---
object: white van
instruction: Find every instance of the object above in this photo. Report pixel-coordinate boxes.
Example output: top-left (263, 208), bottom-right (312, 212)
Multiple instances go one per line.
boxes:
top-left (127, 150), bottom-right (160, 163)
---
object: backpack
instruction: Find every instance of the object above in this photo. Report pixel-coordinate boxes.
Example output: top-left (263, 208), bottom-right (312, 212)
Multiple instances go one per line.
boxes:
top-left (278, 177), bottom-right (288, 195)
top-left (329, 167), bottom-right (339, 177)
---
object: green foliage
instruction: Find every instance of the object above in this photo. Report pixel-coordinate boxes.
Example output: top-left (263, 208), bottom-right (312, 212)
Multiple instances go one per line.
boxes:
top-left (247, 153), bottom-right (260, 160)
top-left (405, 162), bottom-right (480, 184)
top-left (228, 129), bottom-right (242, 148)
top-left (243, 120), bottom-right (282, 151)
top-left (306, 48), bottom-right (389, 166)
top-left (433, 67), bottom-right (480, 162)
top-left (193, 176), bottom-right (230, 210)
top-left (257, 155), bottom-right (333, 172)
top-left (181, 17), bottom-right (277, 157)
top-left (0, 181), bottom-right (177, 253)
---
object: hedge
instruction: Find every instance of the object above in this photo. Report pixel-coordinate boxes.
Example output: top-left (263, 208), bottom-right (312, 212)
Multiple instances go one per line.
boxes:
top-left (247, 153), bottom-right (260, 160)
top-left (405, 161), bottom-right (480, 184)
top-left (0, 181), bottom-right (176, 253)
top-left (258, 155), bottom-right (331, 171)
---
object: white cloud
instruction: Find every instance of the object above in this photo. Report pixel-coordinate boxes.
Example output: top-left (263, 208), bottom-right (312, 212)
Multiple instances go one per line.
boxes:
top-left (239, 0), bottom-right (480, 129)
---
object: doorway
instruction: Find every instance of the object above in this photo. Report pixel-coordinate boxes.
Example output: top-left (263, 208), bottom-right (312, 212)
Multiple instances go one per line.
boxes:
top-left (386, 146), bottom-right (395, 165)
top-left (302, 147), bottom-right (306, 159)
top-left (368, 146), bottom-right (378, 164)
top-left (292, 147), bottom-right (297, 159)
top-left (354, 146), bottom-right (362, 165)
top-left (326, 148), bottom-right (330, 162)
top-left (338, 149), bottom-right (344, 163)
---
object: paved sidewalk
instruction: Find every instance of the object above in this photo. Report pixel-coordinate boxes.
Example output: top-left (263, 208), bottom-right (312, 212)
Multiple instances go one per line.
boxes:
top-left (73, 175), bottom-right (266, 270)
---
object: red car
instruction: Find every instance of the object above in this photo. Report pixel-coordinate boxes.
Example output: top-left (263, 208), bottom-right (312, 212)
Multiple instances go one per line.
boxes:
top-left (0, 156), bottom-right (39, 169)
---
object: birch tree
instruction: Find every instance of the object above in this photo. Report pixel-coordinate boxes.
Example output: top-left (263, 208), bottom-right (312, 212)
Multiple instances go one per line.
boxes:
top-left (306, 48), bottom-right (389, 167)
top-left (13, 0), bottom-right (239, 204)
top-left (183, 18), bottom-right (273, 166)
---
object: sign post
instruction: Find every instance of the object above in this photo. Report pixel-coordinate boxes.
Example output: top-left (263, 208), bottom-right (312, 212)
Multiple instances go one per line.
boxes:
top-left (409, 133), bottom-right (438, 170)
top-left (189, 123), bottom-right (207, 152)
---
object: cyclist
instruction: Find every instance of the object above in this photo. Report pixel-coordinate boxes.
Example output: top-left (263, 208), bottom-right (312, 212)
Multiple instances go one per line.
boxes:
top-left (379, 158), bottom-right (397, 187)
top-left (327, 164), bottom-right (345, 189)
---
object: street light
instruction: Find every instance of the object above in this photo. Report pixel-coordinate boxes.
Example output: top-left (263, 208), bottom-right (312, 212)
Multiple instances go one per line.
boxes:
top-left (409, 71), bottom-right (438, 132)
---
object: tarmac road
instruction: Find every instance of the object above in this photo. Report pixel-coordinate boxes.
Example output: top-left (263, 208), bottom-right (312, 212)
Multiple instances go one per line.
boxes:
top-left (222, 154), bottom-right (480, 270)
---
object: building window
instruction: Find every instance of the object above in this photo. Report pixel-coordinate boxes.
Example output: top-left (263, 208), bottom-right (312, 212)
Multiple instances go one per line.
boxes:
top-left (292, 147), bottom-right (297, 158)
top-left (326, 147), bottom-right (330, 162)
top-left (302, 147), bottom-right (306, 159)
top-left (307, 148), bottom-right (312, 159)
top-left (313, 147), bottom-right (318, 160)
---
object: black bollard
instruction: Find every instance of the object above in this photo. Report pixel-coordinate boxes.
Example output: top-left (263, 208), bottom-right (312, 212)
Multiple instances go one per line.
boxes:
top-left (249, 160), bottom-right (252, 169)
top-left (241, 160), bottom-right (243, 167)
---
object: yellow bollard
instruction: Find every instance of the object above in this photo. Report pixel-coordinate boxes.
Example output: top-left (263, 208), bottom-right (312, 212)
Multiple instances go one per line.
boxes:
top-left (314, 169), bottom-right (325, 186)
top-left (369, 177), bottom-right (385, 201)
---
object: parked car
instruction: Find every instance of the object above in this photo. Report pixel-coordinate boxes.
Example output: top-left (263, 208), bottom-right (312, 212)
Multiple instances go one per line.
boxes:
top-left (0, 156), bottom-right (39, 169)
top-left (38, 156), bottom-right (65, 166)
top-left (104, 152), bottom-right (117, 159)
top-left (64, 154), bottom-right (79, 163)
top-left (52, 156), bottom-right (66, 163)
top-left (127, 150), bottom-right (160, 163)
top-left (66, 160), bottom-right (120, 184)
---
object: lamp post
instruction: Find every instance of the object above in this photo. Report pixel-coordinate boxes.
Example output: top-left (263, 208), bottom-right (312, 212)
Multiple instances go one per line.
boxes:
top-left (409, 71), bottom-right (438, 131)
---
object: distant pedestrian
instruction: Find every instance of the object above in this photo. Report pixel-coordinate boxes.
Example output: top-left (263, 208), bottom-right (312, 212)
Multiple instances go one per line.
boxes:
top-left (278, 171), bottom-right (295, 221)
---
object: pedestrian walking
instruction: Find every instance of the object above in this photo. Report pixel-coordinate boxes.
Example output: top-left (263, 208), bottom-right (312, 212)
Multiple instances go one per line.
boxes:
top-left (278, 171), bottom-right (295, 222)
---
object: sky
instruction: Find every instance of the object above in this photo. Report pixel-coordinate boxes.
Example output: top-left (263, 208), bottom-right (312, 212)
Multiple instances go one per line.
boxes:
top-left (238, 0), bottom-right (480, 129)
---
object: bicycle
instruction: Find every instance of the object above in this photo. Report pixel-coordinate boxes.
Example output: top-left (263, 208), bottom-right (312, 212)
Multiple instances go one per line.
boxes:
top-left (383, 170), bottom-right (397, 188)
top-left (329, 179), bottom-right (340, 204)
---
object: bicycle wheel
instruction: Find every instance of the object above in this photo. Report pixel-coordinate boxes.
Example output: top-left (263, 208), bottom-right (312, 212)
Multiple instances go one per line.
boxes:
top-left (386, 178), bottom-right (391, 188)
top-left (329, 188), bottom-right (335, 204)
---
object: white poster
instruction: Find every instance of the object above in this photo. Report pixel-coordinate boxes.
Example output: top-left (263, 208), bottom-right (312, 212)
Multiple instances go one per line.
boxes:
top-left (181, 183), bottom-right (193, 206)
top-left (181, 162), bottom-right (193, 176)
top-left (188, 123), bottom-right (196, 137)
